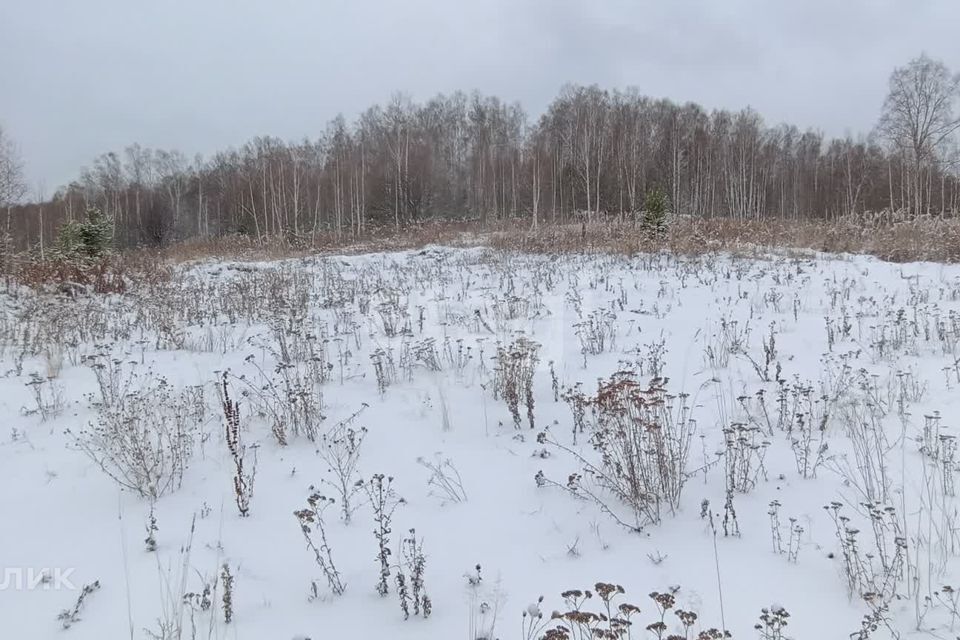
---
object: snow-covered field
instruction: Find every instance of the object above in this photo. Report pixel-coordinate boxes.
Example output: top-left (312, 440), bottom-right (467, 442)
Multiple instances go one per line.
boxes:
top-left (3, 246), bottom-right (960, 640)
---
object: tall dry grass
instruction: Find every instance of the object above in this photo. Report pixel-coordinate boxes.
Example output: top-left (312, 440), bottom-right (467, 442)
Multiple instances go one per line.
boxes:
top-left (490, 213), bottom-right (960, 263)
top-left (4, 213), bottom-right (960, 291)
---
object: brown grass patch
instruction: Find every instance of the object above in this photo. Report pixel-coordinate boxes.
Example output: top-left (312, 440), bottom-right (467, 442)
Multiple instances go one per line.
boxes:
top-left (5, 214), bottom-right (960, 292)
top-left (489, 214), bottom-right (960, 263)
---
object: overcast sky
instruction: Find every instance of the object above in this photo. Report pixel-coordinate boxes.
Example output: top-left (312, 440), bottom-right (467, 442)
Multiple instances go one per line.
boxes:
top-left (2, 0), bottom-right (958, 193)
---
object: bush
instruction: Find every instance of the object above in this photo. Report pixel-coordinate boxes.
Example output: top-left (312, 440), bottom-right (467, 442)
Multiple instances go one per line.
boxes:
top-left (643, 187), bottom-right (669, 236)
top-left (540, 373), bottom-right (695, 531)
top-left (55, 207), bottom-right (113, 258)
top-left (70, 375), bottom-right (202, 499)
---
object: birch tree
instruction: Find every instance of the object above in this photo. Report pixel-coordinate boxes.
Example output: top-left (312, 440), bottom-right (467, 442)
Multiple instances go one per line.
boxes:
top-left (877, 54), bottom-right (960, 215)
top-left (0, 124), bottom-right (26, 208)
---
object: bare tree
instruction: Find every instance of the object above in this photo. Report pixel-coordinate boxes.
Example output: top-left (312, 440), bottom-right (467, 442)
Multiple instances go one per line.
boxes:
top-left (566, 85), bottom-right (609, 220)
top-left (877, 54), bottom-right (960, 215)
top-left (5, 61), bottom-right (960, 251)
top-left (0, 125), bottom-right (27, 258)
top-left (0, 124), bottom-right (27, 207)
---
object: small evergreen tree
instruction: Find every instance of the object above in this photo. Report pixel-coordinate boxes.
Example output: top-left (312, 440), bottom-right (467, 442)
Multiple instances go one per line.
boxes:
top-left (642, 187), bottom-right (669, 237)
top-left (55, 207), bottom-right (112, 258)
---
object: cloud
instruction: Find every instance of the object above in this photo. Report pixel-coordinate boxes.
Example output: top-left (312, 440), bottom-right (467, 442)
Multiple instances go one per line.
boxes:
top-left (1, 0), bottom-right (957, 190)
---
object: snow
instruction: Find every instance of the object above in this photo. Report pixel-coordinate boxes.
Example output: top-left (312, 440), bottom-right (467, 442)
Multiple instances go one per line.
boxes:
top-left (2, 246), bottom-right (960, 639)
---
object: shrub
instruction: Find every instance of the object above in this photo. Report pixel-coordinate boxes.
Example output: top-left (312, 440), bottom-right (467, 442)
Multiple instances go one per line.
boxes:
top-left (539, 373), bottom-right (696, 531)
top-left (643, 187), bottom-right (669, 236)
top-left (71, 376), bottom-right (200, 499)
top-left (492, 337), bottom-right (540, 429)
top-left (55, 207), bottom-right (113, 259)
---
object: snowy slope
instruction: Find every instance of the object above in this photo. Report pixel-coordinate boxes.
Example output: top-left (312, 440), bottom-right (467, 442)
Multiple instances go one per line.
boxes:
top-left (2, 246), bottom-right (960, 639)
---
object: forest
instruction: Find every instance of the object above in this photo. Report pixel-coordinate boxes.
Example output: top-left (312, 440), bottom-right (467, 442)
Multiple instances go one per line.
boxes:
top-left (1, 54), bottom-right (958, 251)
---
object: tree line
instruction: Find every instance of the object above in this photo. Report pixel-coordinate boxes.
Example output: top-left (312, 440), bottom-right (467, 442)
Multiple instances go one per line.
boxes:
top-left (2, 54), bottom-right (958, 251)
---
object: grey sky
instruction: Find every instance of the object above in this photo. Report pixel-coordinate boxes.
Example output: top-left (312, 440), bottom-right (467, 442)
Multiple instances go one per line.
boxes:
top-left (2, 0), bottom-right (958, 193)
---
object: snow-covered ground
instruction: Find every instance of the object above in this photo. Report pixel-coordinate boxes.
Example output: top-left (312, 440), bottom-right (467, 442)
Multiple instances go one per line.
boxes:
top-left (3, 246), bottom-right (960, 639)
